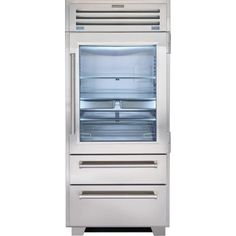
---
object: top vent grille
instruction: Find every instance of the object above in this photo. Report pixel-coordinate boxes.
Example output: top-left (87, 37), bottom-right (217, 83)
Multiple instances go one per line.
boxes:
top-left (75, 10), bottom-right (161, 26)
top-left (69, 3), bottom-right (167, 32)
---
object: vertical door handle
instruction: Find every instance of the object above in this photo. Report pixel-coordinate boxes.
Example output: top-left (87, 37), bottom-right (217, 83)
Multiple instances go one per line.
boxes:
top-left (167, 32), bottom-right (171, 54)
top-left (70, 53), bottom-right (76, 135)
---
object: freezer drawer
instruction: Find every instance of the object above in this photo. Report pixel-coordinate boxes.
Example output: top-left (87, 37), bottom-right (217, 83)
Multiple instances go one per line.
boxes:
top-left (69, 185), bottom-right (168, 227)
top-left (70, 155), bottom-right (167, 184)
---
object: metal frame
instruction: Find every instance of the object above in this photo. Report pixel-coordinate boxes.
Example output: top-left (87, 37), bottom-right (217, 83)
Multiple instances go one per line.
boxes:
top-left (68, 32), bottom-right (170, 154)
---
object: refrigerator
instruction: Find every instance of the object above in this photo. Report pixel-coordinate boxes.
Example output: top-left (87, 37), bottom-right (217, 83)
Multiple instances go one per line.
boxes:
top-left (65, 1), bottom-right (171, 235)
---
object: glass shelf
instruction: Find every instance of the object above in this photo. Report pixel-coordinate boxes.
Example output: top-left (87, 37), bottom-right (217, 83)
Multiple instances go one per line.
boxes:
top-left (80, 111), bottom-right (156, 120)
top-left (80, 93), bottom-right (156, 100)
top-left (80, 97), bottom-right (156, 101)
top-left (81, 108), bottom-right (155, 112)
top-left (80, 76), bottom-right (156, 80)
top-left (80, 100), bottom-right (156, 109)
top-left (80, 118), bottom-right (156, 121)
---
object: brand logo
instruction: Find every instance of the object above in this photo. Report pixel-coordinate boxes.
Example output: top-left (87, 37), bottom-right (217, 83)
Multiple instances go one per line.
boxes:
top-left (151, 26), bottom-right (160, 31)
top-left (76, 26), bottom-right (85, 31)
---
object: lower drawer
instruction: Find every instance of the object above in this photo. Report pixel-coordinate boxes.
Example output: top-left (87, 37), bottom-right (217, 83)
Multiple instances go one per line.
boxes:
top-left (70, 155), bottom-right (166, 184)
top-left (69, 185), bottom-right (168, 227)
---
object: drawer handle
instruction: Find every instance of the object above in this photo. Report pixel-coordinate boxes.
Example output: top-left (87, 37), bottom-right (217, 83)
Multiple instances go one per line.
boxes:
top-left (79, 191), bottom-right (158, 199)
top-left (79, 161), bottom-right (158, 168)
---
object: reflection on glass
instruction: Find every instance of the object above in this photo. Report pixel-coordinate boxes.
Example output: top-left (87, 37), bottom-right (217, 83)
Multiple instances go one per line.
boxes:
top-left (79, 46), bottom-right (157, 142)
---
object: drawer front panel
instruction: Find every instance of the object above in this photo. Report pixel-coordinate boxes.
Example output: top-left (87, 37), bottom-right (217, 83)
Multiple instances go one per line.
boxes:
top-left (69, 185), bottom-right (167, 227)
top-left (70, 155), bottom-right (167, 184)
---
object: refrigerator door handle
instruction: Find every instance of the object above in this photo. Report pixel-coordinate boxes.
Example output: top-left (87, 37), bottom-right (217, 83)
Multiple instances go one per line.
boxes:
top-left (70, 53), bottom-right (76, 135)
top-left (167, 32), bottom-right (171, 54)
top-left (79, 191), bottom-right (158, 199)
top-left (78, 161), bottom-right (158, 168)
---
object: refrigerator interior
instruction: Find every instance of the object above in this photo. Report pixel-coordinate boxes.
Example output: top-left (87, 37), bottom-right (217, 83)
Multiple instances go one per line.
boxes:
top-left (79, 46), bottom-right (157, 142)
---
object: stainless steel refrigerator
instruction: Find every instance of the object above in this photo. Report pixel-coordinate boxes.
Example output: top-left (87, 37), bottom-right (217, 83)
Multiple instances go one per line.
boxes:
top-left (65, 0), bottom-right (171, 235)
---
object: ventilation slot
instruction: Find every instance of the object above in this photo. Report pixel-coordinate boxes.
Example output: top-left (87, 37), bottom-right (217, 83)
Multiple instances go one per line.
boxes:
top-left (75, 10), bottom-right (161, 26)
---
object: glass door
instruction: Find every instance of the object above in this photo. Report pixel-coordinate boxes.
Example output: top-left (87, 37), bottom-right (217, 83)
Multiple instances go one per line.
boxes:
top-left (79, 46), bottom-right (157, 142)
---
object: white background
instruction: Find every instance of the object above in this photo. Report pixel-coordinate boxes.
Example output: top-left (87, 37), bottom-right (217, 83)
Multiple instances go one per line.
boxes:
top-left (0, 0), bottom-right (236, 236)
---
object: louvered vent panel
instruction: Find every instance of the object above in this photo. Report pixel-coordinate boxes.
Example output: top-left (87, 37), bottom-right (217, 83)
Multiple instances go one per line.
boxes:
top-left (75, 10), bottom-right (161, 26)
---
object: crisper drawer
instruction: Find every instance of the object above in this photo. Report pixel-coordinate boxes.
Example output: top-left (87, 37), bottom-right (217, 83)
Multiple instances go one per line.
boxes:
top-left (70, 155), bottom-right (167, 184)
top-left (69, 185), bottom-right (167, 227)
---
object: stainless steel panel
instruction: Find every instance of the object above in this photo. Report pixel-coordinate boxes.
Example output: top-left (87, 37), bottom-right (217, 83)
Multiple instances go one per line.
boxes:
top-left (69, 185), bottom-right (167, 227)
top-left (69, 132), bottom-right (170, 154)
top-left (69, 2), bottom-right (167, 32)
top-left (70, 155), bottom-right (166, 184)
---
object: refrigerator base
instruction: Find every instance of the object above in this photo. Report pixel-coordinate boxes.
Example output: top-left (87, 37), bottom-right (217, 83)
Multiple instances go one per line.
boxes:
top-left (152, 227), bottom-right (166, 236)
top-left (72, 227), bottom-right (85, 236)
top-left (71, 227), bottom-right (165, 236)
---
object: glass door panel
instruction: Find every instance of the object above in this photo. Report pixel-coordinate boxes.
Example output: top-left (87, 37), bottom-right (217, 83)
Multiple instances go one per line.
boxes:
top-left (79, 45), bottom-right (157, 142)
